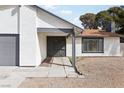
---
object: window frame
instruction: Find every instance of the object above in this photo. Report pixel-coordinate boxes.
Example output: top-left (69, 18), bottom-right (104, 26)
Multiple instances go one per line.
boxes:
top-left (120, 37), bottom-right (124, 43)
top-left (82, 37), bottom-right (104, 53)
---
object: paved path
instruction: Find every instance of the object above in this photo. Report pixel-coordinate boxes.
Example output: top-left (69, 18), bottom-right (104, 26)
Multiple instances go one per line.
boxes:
top-left (47, 57), bottom-right (78, 77)
top-left (0, 57), bottom-right (83, 87)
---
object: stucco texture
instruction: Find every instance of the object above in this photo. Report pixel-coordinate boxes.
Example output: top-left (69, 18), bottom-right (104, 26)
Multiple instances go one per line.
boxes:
top-left (66, 37), bottom-right (121, 56)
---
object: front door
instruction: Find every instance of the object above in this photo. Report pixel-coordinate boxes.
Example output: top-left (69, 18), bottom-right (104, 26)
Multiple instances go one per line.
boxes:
top-left (47, 36), bottom-right (66, 57)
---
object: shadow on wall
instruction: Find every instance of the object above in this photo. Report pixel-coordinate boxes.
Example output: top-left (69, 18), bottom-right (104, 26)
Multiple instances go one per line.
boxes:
top-left (11, 6), bottom-right (19, 16)
top-left (37, 9), bottom-right (58, 27)
top-left (37, 8), bottom-right (72, 28)
top-left (0, 5), bottom-right (15, 11)
top-left (107, 38), bottom-right (119, 56)
top-left (120, 43), bottom-right (124, 56)
top-left (37, 32), bottom-right (47, 63)
top-left (0, 5), bottom-right (19, 16)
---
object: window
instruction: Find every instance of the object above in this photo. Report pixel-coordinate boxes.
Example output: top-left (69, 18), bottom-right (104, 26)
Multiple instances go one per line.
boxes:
top-left (120, 37), bottom-right (124, 43)
top-left (82, 37), bottom-right (104, 53)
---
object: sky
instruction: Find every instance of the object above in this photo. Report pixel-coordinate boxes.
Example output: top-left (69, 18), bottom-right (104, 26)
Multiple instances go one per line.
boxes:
top-left (40, 5), bottom-right (118, 28)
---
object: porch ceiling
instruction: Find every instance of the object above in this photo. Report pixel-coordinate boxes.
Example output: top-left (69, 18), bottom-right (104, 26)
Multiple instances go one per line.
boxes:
top-left (37, 28), bottom-right (73, 33)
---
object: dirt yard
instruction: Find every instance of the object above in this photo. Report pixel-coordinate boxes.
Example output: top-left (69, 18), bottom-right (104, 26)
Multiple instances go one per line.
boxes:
top-left (19, 57), bottom-right (124, 88)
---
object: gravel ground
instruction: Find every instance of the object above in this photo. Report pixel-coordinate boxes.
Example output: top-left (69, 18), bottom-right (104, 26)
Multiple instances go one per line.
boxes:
top-left (19, 57), bottom-right (124, 88)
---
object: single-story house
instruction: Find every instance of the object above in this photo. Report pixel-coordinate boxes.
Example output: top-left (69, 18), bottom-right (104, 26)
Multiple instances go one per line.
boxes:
top-left (76, 29), bottom-right (122, 56)
top-left (0, 5), bottom-right (123, 66)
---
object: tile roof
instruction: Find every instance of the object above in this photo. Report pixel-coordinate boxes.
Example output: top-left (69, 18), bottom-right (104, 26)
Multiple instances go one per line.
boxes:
top-left (78, 29), bottom-right (122, 37)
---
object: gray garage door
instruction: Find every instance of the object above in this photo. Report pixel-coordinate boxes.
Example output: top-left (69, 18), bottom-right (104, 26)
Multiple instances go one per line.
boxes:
top-left (0, 34), bottom-right (19, 66)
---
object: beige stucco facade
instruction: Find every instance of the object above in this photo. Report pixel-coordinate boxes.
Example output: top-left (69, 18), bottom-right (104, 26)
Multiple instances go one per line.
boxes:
top-left (66, 37), bottom-right (121, 56)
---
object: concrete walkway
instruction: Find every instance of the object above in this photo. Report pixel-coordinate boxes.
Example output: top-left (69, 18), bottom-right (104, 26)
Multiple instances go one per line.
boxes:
top-left (0, 57), bottom-right (83, 87)
top-left (47, 57), bottom-right (78, 77)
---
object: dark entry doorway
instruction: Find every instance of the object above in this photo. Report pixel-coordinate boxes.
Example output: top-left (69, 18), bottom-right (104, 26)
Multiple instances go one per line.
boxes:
top-left (47, 36), bottom-right (66, 57)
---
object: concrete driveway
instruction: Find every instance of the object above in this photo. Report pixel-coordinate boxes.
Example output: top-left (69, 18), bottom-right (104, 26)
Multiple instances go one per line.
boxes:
top-left (0, 57), bottom-right (80, 88)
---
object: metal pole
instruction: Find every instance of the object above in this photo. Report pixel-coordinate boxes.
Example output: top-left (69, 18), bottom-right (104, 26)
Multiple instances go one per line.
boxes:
top-left (17, 5), bottom-right (21, 66)
top-left (72, 30), bottom-right (75, 68)
top-left (72, 28), bottom-right (82, 75)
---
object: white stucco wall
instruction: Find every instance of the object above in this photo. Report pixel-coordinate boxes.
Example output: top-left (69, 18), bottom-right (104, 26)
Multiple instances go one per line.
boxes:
top-left (104, 37), bottom-right (120, 56)
top-left (36, 8), bottom-right (73, 29)
top-left (0, 5), bottom-right (19, 34)
top-left (66, 37), bottom-right (121, 56)
top-left (36, 32), bottom-right (47, 63)
top-left (19, 6), bottom-right (39, 66)
top-left (120, 43), bottom-right (124, 56)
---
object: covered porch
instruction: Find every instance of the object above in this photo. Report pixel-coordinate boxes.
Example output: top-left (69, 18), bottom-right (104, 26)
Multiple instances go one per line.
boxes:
top-left (36, 27), bottom-right (82, 74)
top-left (37, 28), bottom-right (73, 63)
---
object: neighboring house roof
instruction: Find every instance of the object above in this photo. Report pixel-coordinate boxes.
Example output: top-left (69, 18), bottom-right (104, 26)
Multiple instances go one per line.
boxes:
top-left (33, 5), bottom-right (83, 31)
top-left (78, 29), bottom-right (122, 37)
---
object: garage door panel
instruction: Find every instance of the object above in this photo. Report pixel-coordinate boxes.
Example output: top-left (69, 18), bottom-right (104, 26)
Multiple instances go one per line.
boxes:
top-left (0, 35), bottom-right (19, 66)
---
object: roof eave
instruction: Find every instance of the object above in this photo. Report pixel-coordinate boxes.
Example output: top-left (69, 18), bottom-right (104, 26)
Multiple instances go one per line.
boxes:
top-left (33, 5), bottom-right (83, 31)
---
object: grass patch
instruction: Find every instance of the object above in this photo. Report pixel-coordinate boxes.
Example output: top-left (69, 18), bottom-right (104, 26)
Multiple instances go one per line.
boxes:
top-left (68, 57), bottom-right (72, 64)
top-left (68, 57), bottom-right (83, 64)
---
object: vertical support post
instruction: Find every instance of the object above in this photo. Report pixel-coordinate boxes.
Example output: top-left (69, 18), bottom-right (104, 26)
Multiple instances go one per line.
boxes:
top-left (72, 28), bottom-right (76, 68)
top-left (17, 5), bottom-right (21, 34)
top-left (17, 5), bottom-right (21, 66)
top-left (72, 27), bottom-right (82, 75)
